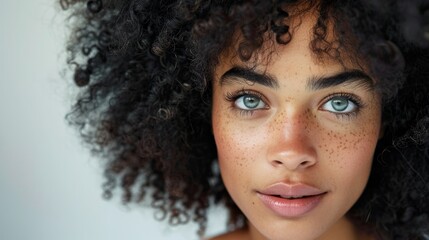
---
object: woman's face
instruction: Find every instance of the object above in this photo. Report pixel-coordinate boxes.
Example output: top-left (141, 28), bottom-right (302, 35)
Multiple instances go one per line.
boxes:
top-left (211, 11), bottom-right (382, 240)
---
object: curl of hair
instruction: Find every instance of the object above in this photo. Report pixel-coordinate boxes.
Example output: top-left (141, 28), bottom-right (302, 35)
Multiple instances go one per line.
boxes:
top-left (62, 0), bottom-right (429, 238)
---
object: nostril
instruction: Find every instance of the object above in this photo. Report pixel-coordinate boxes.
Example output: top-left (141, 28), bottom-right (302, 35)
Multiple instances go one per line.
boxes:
top-left (269, 150), bottom-right (317, 170)
top-left (273, 160), bottom-right (283, 165)
top-left (300, 160), bottom-right (311, 167)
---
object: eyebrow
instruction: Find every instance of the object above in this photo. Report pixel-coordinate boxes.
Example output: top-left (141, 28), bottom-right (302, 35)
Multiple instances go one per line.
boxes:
top-left (220, 67), bottom-right (279, 88)
top-left (307, 70), bottom-right (374, 91)
top-left (220, 67), bottom-right (374, 91)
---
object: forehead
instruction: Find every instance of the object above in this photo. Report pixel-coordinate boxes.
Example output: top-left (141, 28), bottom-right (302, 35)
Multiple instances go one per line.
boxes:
top-left (214, 7), bottom-right (364, 82)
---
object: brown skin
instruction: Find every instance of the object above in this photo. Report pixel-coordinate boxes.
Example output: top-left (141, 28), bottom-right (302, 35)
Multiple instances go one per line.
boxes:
top-left (209, 10), bottom-right (381, 240)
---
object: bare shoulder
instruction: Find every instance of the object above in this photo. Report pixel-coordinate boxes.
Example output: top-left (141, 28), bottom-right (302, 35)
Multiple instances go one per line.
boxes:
top-left (207, 229), bottom-right (248, 240)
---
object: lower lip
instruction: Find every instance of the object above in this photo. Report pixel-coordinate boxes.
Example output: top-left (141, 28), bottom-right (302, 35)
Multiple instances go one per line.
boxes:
top-left (257, 193), bottom-right (325, 218)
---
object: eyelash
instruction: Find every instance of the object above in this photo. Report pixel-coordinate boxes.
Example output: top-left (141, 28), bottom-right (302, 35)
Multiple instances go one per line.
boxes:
top-left (225, 90), bottom-right (365, 119)
top-left (225, 89), bottom-right (267, 117)
top-left (320, 92), bottom-right (364, 120)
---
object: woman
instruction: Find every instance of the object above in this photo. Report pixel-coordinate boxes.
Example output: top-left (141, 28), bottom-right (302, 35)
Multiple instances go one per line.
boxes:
top-left (62, 0), bottom-right (429, 239)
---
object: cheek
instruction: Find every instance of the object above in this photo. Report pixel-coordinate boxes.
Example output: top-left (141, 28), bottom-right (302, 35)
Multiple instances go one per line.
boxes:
top-left (317, 124), bottom-right (380, 190)
top-left (314, 103), bottom-right (381, 167)
top-left (212, 115), bottom-right (254, 177)
top-left (212, 102), bottom-right (265, 192)
top-left (321, 131), bottom-right (376, 164)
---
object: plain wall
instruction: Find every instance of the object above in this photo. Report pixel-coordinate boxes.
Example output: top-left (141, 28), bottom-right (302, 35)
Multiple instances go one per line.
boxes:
top-left (0, 0), bottom-right (226, 239)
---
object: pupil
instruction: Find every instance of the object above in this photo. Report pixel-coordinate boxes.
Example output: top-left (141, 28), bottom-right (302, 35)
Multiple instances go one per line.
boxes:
top-left (331, 97), bottom-right (348, 111)
top-left (243, 96), bottom-right (259, 108)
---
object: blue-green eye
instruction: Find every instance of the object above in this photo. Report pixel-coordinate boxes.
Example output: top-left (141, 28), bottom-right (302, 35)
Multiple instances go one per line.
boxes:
top-left (235, 94), bottom-right (267, 110)
top-left (322, 96), bottom-right (357, 113)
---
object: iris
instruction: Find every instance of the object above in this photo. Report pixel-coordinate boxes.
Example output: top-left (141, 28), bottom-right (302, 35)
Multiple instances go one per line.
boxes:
top-left (243, 95), bottom-right (261, 109)
top-left (330, 96), bottom-right (349, 112)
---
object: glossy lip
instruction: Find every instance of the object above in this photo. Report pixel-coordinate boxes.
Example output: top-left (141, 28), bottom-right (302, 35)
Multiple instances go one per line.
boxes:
top-left (257, 182), bottom-right (327, 218)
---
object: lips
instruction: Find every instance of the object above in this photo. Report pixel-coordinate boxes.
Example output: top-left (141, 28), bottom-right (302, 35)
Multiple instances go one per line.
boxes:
top-left (257, 182), bottom-right (327, 218)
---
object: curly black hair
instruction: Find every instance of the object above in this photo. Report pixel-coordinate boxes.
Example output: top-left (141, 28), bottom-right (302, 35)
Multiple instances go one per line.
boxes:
top-left (61, 0), bottom-right (429, 239)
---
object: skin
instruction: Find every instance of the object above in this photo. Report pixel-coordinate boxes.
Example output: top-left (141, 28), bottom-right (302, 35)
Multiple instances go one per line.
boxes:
top-left (210, 9), bottom-right (382, 240)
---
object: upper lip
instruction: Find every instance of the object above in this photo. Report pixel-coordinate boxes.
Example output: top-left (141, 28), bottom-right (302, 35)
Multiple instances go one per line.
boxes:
top-left (258, 182), bottom-right (326, 198)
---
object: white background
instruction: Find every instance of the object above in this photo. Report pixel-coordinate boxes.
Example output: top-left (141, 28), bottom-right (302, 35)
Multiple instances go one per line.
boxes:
top-left (0, 0), bottom-right (226, 239)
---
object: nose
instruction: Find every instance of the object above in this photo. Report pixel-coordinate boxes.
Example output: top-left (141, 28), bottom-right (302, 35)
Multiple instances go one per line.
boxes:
top-left (270, 149), bottom-right (316, 171)
top-left (267, 111), bottom-right (317, 171)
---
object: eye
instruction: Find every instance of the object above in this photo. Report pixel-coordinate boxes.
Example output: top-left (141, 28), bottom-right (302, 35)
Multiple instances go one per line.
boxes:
top-left (321, 95), bottom-right (358, 113)
top-left (235, 94), bottom-right (267, 110)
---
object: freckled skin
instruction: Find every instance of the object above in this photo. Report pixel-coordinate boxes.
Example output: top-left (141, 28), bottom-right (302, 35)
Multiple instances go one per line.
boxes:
top-left (211, 9), bottom-right (381, 240)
